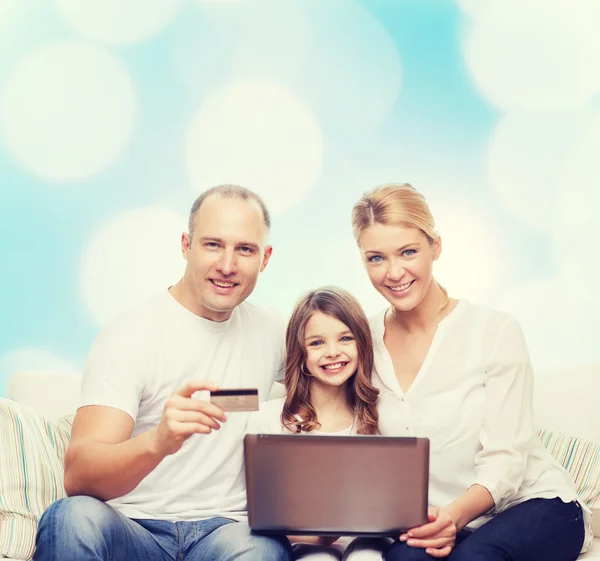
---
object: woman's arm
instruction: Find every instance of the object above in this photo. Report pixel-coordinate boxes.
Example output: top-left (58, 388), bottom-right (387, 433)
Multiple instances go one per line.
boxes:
top-left (444, 484), bottom-right (494, 531)
top-left (472, 316), bottom-right (534, 510)
top-left (402, 315), bottom-right (535, 557)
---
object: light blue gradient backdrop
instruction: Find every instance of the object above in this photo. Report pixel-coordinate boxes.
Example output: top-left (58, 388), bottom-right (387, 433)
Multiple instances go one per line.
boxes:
top-left (1, 0), bottom-right (599, 396)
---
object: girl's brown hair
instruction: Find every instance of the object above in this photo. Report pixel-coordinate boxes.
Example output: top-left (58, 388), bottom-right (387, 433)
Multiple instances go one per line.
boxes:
top-left (282, 286), bottom-right (379, 435)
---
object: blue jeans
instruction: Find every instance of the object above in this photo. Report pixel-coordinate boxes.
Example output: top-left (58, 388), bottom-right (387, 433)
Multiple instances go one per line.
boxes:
top-left (385, 498), bottom-right (585, 561)
top-left (33, 496), bottom-right (292, 561)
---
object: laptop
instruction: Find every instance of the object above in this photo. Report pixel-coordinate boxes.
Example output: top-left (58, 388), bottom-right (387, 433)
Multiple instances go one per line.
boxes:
top-left (244, 434), bottom-right (429, 536)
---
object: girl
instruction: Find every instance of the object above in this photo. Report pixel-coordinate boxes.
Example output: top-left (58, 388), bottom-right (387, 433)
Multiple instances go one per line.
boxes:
top-left (351, 183), bottom-right (591, 560)
top-left (247, 286), bottom-right (389, 561)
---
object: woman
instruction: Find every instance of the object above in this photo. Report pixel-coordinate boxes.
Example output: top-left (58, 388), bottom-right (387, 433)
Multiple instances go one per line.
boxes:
top-left (351, 183), bottom-right (591, 560)
top-left (247, 286), bottom-right (390, 561)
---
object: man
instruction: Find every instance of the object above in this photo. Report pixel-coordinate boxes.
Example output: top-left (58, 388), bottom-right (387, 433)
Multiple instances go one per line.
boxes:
top-left (34, 185), bottom-right (291, 561)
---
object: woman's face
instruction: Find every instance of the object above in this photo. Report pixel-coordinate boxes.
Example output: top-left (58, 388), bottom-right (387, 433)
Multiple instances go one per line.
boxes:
top-left (303, 311), bottom-right (358, 389)
top-left (358, 223), bottom-right (440, 312)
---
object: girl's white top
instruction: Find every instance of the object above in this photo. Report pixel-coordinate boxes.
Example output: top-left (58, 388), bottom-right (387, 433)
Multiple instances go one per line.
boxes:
top-left (247, 397), bottom-right (356, 436)
top-left (370, 299), bottom-right (592, 552)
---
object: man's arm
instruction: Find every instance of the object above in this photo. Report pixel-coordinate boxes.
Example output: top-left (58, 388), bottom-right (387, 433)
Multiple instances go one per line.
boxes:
top-left (64, 406), bottom-right (160, 500)
top-left (64, 380), bottom-right (227, 501)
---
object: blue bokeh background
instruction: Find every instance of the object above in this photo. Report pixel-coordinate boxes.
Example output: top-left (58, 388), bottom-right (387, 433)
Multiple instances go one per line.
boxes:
top-left (1, 0), bottom-right (599, 395)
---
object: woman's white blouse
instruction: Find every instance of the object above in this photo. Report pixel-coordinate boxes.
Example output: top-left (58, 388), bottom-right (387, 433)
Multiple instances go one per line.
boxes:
top-left (371, 300), bottom-right (592, 550)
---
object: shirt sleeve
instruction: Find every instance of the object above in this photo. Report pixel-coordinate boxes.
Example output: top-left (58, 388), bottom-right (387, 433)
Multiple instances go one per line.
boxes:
top-left (472, 315), bottom-right (535, 511)
top-left (264, 307), bottom-right (287, 383)
top-left (79, 315), bottom-right (150, 421)
top-left (275, 313), bottom-right (286, 382)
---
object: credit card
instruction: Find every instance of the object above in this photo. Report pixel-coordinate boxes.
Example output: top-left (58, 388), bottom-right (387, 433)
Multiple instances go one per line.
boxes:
top-left (210, 388), bottom-right (259, 412)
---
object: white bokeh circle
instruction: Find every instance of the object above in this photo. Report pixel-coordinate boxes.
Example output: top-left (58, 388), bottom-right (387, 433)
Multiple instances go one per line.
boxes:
top-left (559, 112), bottom-right (600, 234)
top-left (312, 235), bottom-right (389, 318)
top-left (249, 231), bottom-right (388, 320)
top-left (553, 111), bottom-right (600, 287)
top-left (0, 42), bottom-right (136, 181)
top-left (487, 110), bottom-right (594, 232)
top-left (432, 201), bottom-right (515, 303)
top-left (0, 347), bottom-right (79, 394)
top-left (462, 0), bottom-right (600, 111)
top-left (244, 0), bottom-right (401, 129)
top-left (0, 0), bottom-right (20, 35)
top-left (186, 82), bottom-right (324, 214)
top-left (81, 208), bottom-right (187, 326)
top-left (181, 0), bottom-right (401, 130)
top-left (455, 0), bottom-right (484, 18)
top-left (55, 0), bottom-right (182, 44)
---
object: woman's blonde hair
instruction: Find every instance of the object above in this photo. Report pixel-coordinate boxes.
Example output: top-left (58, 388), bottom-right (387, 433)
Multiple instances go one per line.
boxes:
top-left (282, 286), bottom-right (379, 435)
top-left (351, 183), bottom-right (438, 244)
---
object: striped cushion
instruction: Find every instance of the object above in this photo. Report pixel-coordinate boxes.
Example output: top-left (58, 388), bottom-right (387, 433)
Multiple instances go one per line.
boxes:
top-left (537, 429), bottom-right (600, 508)
top-left (0, 399), bottom-right (72, 560)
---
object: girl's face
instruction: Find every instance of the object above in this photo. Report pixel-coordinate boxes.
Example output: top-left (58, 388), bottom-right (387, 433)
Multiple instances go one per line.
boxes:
top-left (303, 311), bottom-right (359, 388)
top-left (359, 223), bottom-right (440, 312)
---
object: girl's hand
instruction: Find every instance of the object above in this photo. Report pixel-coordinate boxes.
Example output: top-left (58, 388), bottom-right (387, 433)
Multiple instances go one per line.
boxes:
top-left (399, 506), bottom-right (457, 558)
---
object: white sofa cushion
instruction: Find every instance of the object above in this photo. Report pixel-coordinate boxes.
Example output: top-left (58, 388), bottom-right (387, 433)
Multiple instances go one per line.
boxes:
top-left (581, 537), bottom-right (600, 559)
top-left (533, 365), bottom-right (600, 444)
top-left (0, 399), bottom-right (71, 560)
top-left (7, 371), bottom-right (81, 423)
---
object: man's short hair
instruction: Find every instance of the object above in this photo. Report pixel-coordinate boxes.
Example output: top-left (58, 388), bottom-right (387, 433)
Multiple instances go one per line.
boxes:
top-left (188, 184), bottom-right (271, 238)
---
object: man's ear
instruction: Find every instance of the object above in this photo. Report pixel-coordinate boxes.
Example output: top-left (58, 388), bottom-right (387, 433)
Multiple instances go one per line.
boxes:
top-left (181, 232), bottom-right (191, 260)
top-left (260, 245), bottom-right (273, 272)
top-left (432, 236), bottom-right (442, 261)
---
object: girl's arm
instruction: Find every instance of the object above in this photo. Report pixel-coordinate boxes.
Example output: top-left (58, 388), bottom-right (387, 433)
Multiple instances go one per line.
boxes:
top-left (471, 315), bottom-right (534, 512)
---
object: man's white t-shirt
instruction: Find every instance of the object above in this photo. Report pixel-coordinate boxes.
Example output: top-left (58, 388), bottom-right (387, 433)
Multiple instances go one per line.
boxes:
top-left (370, 299), bottom-right (593, 552)
top-left (80, 290), bottom-right (285, 522)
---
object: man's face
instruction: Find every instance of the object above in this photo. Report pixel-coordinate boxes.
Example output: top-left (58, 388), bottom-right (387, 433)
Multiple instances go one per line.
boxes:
top-left (182, 195), bottom-right (272, 321)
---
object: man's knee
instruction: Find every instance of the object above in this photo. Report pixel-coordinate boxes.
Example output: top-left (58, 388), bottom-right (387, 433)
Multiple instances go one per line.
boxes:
top-left (40, 496), bottom-right (118, 533)
top-left (34, 496), bottom-right (122, 560)
top-left (210, 522), bottom-right (292, 561)
top-left (246, 533), bottom-right (291, 561)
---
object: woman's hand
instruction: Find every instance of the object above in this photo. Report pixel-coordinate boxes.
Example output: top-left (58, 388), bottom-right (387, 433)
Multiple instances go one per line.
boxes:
top-left (399, 506), bottom-right (457, 558)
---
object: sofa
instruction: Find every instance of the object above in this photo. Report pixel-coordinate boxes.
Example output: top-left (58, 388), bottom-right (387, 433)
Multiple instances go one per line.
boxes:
top-left (1, 368), bottom-right (599, 560)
